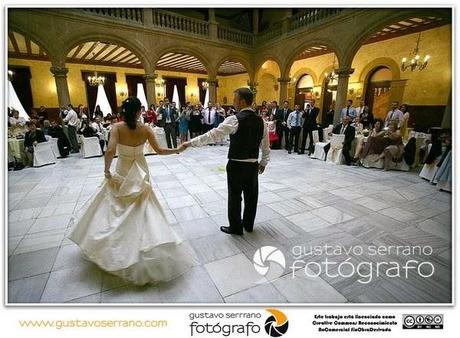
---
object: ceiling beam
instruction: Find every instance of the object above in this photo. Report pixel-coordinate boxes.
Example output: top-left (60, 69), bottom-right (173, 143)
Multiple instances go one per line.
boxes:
top-left (70, 44), bottom-right (85, 58)
top-left (80, 41), bottom-right (100, 60)
top-left (88, 43), bottom-right (112, 61)
top-left (25, 36), bottom-right (32, 55)
top-left (8, 32), bottom-right (20, 54)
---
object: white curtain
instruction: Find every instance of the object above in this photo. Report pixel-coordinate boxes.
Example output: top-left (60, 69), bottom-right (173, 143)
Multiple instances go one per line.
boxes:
top-left (94, 84), bottom-right (112, 117)
top-left (136, 83), bottom-right (148, 108)
top-left (203, 87), bottom-right (209, 108)
top-left (172, 84), bottom-right (181, 110)
top-left (8, 80), bottom-right (30, 120)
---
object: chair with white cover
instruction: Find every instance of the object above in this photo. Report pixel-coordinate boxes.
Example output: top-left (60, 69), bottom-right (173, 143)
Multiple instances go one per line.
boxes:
top-left (33, 141), bottom-right (56, 167)
top-left (322, 125), bottom-right (333, 141)
top-left (311, 141), bottom-right (328, 160)
top-left (81, 137), bottom-right (103, 158)
top-left (153, 127), bottom-right (168, 149)
top-left (419, 144), bottom-right (439, 181)
top-left (326, 134), bottom-right (345, 164)
top-left (48, 137), bottom-right (62, 158)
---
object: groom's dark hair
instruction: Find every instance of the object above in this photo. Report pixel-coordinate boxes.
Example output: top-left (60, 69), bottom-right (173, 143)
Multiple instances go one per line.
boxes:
top-left (234, 87), bottom-right (253, 106)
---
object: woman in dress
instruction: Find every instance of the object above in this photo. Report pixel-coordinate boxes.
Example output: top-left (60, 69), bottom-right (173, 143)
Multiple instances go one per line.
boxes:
top-left (267, 113), bottom-right (279, 148)
top-left (189, 104), bottom-right (203, 139)
top-left (378, 121), bottom-right (405, 170)
top-left (358, 118), bottom-right (386, 162)
top-left (359, 105), bottom-right (374, 130)
top-left (68, 97), bottom-right (195, 286)
top-left (177, 108), bottom-right (190, 143)
top-left (399, 103), bottom-right (410, 140)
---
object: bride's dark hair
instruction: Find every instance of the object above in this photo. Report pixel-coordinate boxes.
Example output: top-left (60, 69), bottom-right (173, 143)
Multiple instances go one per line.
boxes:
top-left (121, 96), bottom-right (141, 130)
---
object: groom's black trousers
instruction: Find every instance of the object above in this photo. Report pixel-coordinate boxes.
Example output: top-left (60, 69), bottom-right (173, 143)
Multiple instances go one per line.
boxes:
top-left (226, 160), bottom-right (259, 233)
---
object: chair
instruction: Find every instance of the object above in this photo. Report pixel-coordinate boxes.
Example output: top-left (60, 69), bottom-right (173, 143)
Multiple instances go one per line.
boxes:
top-left (322, 125), bottom-right (333, 142)
top-left (33, 142), bottom-right (56, 167)
top-left (419, 145), bottom-right (439, 182)
top-left (81, 136), bottom-right (103, 158)
top-left (49, 137), bottom-right (62, 158)
top-left (153, 127), bottom-right (168, 149)
top-left (326, 134), bottom-right (345, 164)
top-left (311, 142), bottom-right (328, 161)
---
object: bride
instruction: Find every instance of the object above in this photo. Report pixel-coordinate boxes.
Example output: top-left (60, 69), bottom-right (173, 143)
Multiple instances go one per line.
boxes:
top-left (68, 97), bottom-right (196, 285)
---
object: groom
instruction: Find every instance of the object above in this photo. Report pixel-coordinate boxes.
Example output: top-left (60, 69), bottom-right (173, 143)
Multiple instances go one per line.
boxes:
top-left (184, 88), bottom-right (270, 235)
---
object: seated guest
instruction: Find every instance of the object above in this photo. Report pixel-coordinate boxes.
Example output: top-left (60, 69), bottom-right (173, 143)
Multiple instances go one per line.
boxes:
top-left (384, 101), bottom-right (404, 128)
top-left (324, 116), bottom-right (356, 165)
top-left (9, 109), bottom-right (27, 127)
top-left (358, 119), bottom-right (386, 161)
top-left (91, 116), bottom-right (106, 152)
top-left (78, 119), bottom-right (97, 138)
top-left (352, 115), bottom-right (364, 135)
top-left (359, 105), bottom-right (374, 129)
top-left (378, 121), bottom-right (404, 170)
top-left (340, 99), bottom-right (357, 120)
top-left (24, 121), bottom-right (47, 166)
top-left (48, 120), bottom-right (71, 157)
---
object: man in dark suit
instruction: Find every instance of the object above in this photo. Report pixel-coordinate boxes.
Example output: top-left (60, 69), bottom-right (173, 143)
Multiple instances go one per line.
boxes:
top-left (324, 116), bottom-right (356, 165)
top-left (158, 98), bottom-right (178, 148)
top-left (275, 100), bottom-right (291, 150)
top-left (24, 121), bottom-right (47, 166)
top-left (300, 100), bottom-right (319, 155)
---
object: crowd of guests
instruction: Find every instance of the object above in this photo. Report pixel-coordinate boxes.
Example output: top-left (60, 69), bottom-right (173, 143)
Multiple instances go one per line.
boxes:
top-left (8, 97), bottom-right (451, 192)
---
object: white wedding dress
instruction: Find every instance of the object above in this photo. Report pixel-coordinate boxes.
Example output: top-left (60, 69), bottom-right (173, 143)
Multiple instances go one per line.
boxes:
top-left (68, 143), bottom-right (196, 285)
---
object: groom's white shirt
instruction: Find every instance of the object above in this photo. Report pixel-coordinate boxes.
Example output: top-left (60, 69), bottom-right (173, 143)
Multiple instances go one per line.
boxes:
top-left (190, 108), bottom-right (270, 167)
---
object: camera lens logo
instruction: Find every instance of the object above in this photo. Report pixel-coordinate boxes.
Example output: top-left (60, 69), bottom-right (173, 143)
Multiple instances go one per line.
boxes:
top-left (253, 246), bottom-right (286, 279)
top-left (264, 308), bottom-right (289, 337)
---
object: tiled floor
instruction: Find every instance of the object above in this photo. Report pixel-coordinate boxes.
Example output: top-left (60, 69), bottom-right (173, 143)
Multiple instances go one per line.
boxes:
top-left (7, 145), bottom-right (452, 303)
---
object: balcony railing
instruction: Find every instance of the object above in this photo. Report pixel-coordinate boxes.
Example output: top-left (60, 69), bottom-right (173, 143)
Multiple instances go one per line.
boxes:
top-left (289, 8), bottom-right (343, 32)
top-left (218, 26), bottom-right (253, 46)
top-left (152, 9), bottom-right (209, 37)
top-left (255, 22), bottom-right (282, 45)
top-left (81, 8), bottom-right (143, 24)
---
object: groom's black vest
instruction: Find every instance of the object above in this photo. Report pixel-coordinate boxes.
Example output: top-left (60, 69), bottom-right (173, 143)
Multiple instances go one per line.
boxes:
top-left (228, 109), bottom-right (264, 160)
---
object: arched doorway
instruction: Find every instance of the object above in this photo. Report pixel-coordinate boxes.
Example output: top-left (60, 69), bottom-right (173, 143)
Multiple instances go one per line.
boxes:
top-left (295, 74), bottom-right (314, 109)
top-left (365, 66), bottom-right (392, 120)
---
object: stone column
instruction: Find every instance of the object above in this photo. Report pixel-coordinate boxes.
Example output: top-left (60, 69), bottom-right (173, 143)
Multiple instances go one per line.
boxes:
top-left (334, 67), bottom-right (354, 124)
top-left (207, 79), bottom-right (218, 104)
top-left (278, 77), bottom-right (290, 104)
top-left (248, 81), bottom-right (258, 103)
top-left (208, 8), bottom-right (218, 39)
top-left (50, 66), bottom-right (71, 108)
top-left (144, 73), bottom-right (157, 105)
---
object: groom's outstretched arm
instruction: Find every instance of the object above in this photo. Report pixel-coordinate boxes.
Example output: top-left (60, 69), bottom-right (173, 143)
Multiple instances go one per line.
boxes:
top-left (189, 116), bottom-right (238, 147)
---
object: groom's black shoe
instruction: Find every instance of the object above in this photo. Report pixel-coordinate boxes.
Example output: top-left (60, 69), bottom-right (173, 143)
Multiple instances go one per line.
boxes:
top-left (220, 226), bottom-right (243, 235)
top-left (243, 224), bottom-right (253, 233)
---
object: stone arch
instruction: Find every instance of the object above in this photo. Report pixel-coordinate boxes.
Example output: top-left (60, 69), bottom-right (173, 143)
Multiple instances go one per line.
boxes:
top-left (341, 8), bottom-right (450, 69)
top-left (214, 53), bottom-right (253, 82)
top-left (283, 38), bottom-right (341, 79)
top-left (254, 56), bottom-right (283, 81)
top-left (359, 57), bottom-right (401, 84)
top-left (290, 67), bottom-right (319, 87)
top-left (8, 24), bottom-right (57, 62)
top-left (154, 46), bottom-right (214, 78)
top-left (60, 31), bottom-right (152, 71)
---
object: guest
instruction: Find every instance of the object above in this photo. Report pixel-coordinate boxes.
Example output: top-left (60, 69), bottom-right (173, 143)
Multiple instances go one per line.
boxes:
top-left (140, 105), bottom-right (147, 124)
top-left (177, 109), bottom-right (190, 143)
top-left (378, 121), bottom-right (404, 170)
top-left (48, 120), bottom-right (70, 157)
top-left (78, 118), bottom-right (97, 138)
top-left (146, 104), bottom-right (158, 125)
top-left (42, 120), bottom-right (51, 135)
top-left (324, 116), bottom-right (356, 165)
top-left (158, 98), bottom-right (178, 148)
top-left (359, 118), bottom-right (386, 161)
top-left (324, 104), bottom-right (335, 127)
top-left (399, 103), bottom-right (410, 140)
top-left (91, 116), bottom-right (106, 152)
top-left (384, 101), bottom-right (404, 127)
top-left (268, 100), bottom-right (279, 119)
top-left (287, 104), bottom-right (303, 154)
top-left (275, 100), bottom-right (291, 150)
top-left (352, 115), bottom-right (364, 135)
top-left (215, 103), bottom-right (226, 127)
top-left (359, 105), bottom-right (374, 129)
top-left (189, 104), bottom-right (203, 138)
top-left (38, 105), bottom-right (49, 125)
top-left (355, 100), bottom-right (366, 117)
top-left (267, 113), bottom-right (279, 148)
top-left (300, 101), bottom-right (319, 155)
top-left (259, 101), bottom-right (269, 117)
top-left (24, 121), bottom-right (47, 166)
top-left (94, 105), bottom-right (104, 119)
top-left (9, 109), bottom-right (26, 127)
top-left (251, 102), bottom-right (259, 115)
top-left (63, 104), bottom-right (80, 153)
top-left (340, 99), bottom-right (357, 120)
top-left (433, 134), bottom-right (452, 191)
top-left (202, 102), bottom-right (216, 134)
